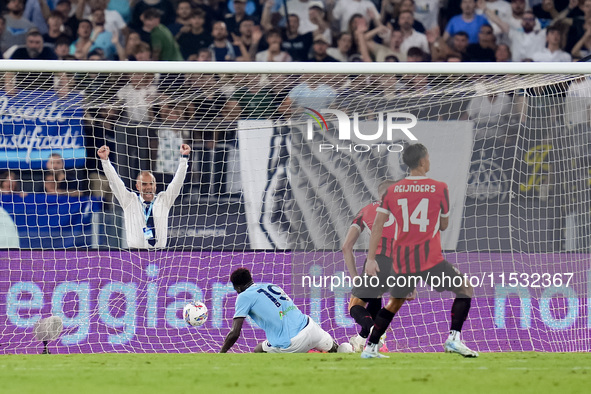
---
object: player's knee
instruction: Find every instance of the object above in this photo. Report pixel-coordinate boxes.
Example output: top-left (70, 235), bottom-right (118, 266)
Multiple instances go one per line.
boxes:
top-left (385, 297), bottom-right (405, 313)
top-left (348, 296), bottom-right (366, 311)
top-left (457, 283), bottom-right (474, 298)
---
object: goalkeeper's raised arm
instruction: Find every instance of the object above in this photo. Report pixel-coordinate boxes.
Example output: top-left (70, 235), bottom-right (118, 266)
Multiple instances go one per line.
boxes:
top-left (97, 144), bottom-right (190, 249)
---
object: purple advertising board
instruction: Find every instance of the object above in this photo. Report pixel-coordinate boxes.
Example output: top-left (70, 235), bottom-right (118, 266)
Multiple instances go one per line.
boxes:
top-left (0, 251), bottom-right (588, 354)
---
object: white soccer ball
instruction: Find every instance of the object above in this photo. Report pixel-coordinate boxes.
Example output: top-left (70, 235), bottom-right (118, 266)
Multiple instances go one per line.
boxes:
top-left (337, 343), bottom-right (354, 353)
top-left (183, 301), bottom-right (208, 327)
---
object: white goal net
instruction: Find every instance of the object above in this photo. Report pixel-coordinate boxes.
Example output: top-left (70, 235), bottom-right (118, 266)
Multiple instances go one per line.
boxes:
top-left (0, 62), bottom-right (589, 353)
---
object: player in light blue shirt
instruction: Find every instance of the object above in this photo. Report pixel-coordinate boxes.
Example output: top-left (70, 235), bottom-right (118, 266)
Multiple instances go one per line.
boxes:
top-left (220, 268), bottom-right (338, 353)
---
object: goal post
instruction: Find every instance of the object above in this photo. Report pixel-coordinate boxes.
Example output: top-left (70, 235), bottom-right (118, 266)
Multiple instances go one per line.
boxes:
top-left (0, 60), bottom-right (589, 353)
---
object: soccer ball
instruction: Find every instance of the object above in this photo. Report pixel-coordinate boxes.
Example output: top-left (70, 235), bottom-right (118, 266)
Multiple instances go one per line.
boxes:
top-left (183, 301), bottom-right (208, 327)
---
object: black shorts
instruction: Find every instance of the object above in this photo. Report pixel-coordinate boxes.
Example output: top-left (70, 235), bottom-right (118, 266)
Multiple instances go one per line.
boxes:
top-left (389, 260), bottom-right (464, 298)
top-left (351, 254), bottom-right (394, 299)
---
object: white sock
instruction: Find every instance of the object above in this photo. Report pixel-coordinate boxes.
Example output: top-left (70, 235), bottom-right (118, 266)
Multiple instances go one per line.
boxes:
top-left (448, 330), bottom-right (460, 341)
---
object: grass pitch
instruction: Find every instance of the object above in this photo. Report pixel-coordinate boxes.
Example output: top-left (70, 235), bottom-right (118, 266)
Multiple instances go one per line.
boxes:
top-left (0, 352), bottom-right (589, 394)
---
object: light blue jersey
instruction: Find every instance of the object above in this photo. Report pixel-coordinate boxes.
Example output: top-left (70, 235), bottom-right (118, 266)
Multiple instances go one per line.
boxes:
top-left (233, 283), bottom-right (308, 348)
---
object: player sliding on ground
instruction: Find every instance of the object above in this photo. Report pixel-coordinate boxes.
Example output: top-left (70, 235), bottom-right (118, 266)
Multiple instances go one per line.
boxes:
top-left (361, 143), bottom-right (478, 359)
top-left (220, 268), bottom-right (340, 353)
top-left (343, 180), bottom-right (416, 352)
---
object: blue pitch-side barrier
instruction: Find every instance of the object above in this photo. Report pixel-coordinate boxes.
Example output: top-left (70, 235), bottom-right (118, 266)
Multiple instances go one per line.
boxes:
top-left (0, 194), bottom-right (101, 248)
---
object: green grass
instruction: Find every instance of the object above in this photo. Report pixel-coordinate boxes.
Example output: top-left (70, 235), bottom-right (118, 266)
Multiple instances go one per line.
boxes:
top-left (0, 352), bottom-right (589, 394)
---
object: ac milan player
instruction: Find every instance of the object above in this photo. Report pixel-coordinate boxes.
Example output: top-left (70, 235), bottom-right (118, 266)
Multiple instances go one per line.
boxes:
top-left (361, 143), bottom-right (477, 358)
top-left (343, 180), bottom-right (417, 352)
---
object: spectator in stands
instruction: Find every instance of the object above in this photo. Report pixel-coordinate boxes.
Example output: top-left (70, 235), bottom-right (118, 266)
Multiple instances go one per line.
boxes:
top-left (108, 0), bottom-right (131, 23)
top-left (55, 0), bottom-right (80, 38)
top-left (482, 7), bottom-right (546, 62)
top-left (97, 144), bottom-right (190, 249)
top-left (154, 98), bottom-right (187, 176)
top-left (3, 0), bottom-right (36, 49)
top-left (406, 46), bottom-right (427, 61)
top-left (564, 0), bottom-right (591, 53)
top-left (233, 18), bottom-right (263, 60)
top-left (10, 30), bottom-right (57, 60)
top-left (495, 42), bottom-right (512, 61)
top-left (133, 41), bottom-right (152, 61)
top-left (332, 0), bottom-right (381, 33)
top-left (197, 47), bottom-right (214, 61)
top-left (443, 0), bottom-right (490, 44)
top-left (466, 24), bottom-right (496, 61)
top-left (43, 11), bottom-right (72, 46)
top-left (533, 0), bottom-right (569, 29)
top-left (505, 0), bottom-right (542, 31)
top-left (413, 0), bottom-right (441, 30)
top-left (428, 28), bottom-right (469, 61)
top-left (117, 72), bottom-right (157, 123)
top-left (388, 28), bottom-right (407, 61)
top-left (279, 14), bottom-right (313, 61)
top-left (308, 34), bottom-right (338, 61)
top-left (479, 0), bottom-right (512, 40)
top-left (23, 0), bottom-right (54, 35)
top-left (167, 0), bottom-right (193, 36)
top-left (232, 74), bottom-right (286, 119)
top-left (90, 0), bottom-right (128, 43)
top-left (571, 20), bottom-right (591, 58)
top-left (308, 1), bottom-right (331, 44)
top-left (399, 10), bottom-right (430, 58)
top-left (131, 0), bottom-right (175, 31)
top-left (451, 31), bottom-right (471, 60)
top-left (139, 8), bottom-right (183, 61)
top-left (123, 30), bottom-right (142, 60)
top-left (70, 19), bottom-right (99, 59)
top-left (327, 32), bottom-right (352, 61)
top-left (0, 15), bottom-right (6, 55)
top-left (42, 153), bottom-right (86, 197)
top-left (225, 0), bottom-right (250, 36)
top-left (87, 9), bottom-right (117, 59)
top-left (54, 36), bottom-right (72, 59)
top-left (355, 21), bottom-right (394, 61)
top-left (279, 0), bottom-right (317, 34)
top-left (208, 20), bottom-right (242, 61)
top-left (255, 28), bottom-right (292, 61)
top-left (288, 75), bottom-right (337, 110)
top-left (532, 26), bottom-right (572, 61)
top-left (0, 170), bottom-right (27, 198)
top-left (467, 83), bottom-right (513, 140)
top-left (347, 14), bottom-right (373, 62)
top-left (389, 0), bottom-right (427, 33)
top-left (177, 8), bottom-right (213, 60)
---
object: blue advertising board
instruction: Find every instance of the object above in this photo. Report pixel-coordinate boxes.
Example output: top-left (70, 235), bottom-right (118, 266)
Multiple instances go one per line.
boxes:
top-left (0, 90), bottom-right (85, 169)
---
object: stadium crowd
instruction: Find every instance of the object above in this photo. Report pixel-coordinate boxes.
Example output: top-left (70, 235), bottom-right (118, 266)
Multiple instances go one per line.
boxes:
top-left (0, 0), bottom-right (589, 63)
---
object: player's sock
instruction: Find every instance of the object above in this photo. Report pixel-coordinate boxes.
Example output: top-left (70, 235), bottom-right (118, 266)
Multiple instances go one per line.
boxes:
top-left (368, 308), bottom-right (395, 345)
top-left (448, 330), bottom-right (460, 342)
top-left (450, 297), bottom-right (471, 332)
top-left (350, 305), bottom-right (373, 338)
top-left (366, 298), bottom-right (381, 321)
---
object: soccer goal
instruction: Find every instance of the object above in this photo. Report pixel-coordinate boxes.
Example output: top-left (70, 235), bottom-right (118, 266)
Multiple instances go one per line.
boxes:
top-left (0, 61), bottom-right (589, 354)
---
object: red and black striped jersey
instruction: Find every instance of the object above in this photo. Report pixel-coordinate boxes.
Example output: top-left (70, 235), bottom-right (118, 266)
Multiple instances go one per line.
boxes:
top-left (351, 201), bottom-right (396, 258)
top-left (378, 176), bottom-right (450, 274)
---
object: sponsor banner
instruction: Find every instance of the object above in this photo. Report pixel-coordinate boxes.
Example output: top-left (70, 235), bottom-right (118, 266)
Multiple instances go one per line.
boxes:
top-left (0, 194), bottom-right (101, 248)
top-left (238, 120), bottom-right (473, 250)
top-left (0, 90), bottom-right (85, 169)
top-left (0, 251), bottom-right (587, 354)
